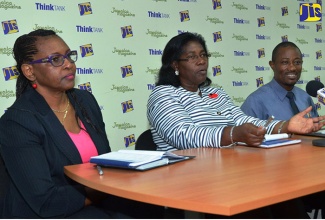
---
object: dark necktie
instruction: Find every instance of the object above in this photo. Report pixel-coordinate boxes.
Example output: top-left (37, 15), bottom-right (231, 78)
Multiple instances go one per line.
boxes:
top-left (286, 91), bottom-right (300, 114)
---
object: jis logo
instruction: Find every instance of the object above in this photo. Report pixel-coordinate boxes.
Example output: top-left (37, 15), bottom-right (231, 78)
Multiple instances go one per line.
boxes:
top-left (316, 23), bottom-right (322, 32)
top-left (256, 77), bottom-right (264, 88)
top-left (121, 65), bottom-right (133, 78)
top-left (180, 10), bottom-right (190, 22)
top-left (78, 82), bottom-right (92, 93)
top-left (300, 3), bottom-right (322, 22)
top-left (257, 17), bottom-right (265, 27)
top-left (78, 2), bottom-right (92, 16)
top-left (213, 31), bottom-right (222, 42)
top-left (3, 66), bottom-right (19, 81)
top-left (124, 134), bottom-right (135, 148)
top-left (257, 48), bottom-right (265, 58)
top-left (2, 19), bottom-right (18, 35)
top-left (212, 65), bottom-right (221, 76)
top-left (80, 44), bottom-right (94, 58)
top-left (316, 50), bottom-right (322, 59)
top-left (121, 25), bottom-right (133, 38)
top-left (121, 100), bottom-right (134, 113)
top-left (282, 35), bottom-right (289, 42)
top-left (281, 6), bottom-right (288, 16)
top-left (212, 0), bottom-right (222, 10)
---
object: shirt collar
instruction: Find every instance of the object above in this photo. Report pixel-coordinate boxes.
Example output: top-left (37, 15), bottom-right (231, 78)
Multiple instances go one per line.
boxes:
top-left (270, 78), bottom-right (297, 101)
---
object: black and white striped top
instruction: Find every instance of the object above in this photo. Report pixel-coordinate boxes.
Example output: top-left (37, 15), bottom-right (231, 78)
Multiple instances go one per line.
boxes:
top-left (147, 85), bottom-right (278, 151)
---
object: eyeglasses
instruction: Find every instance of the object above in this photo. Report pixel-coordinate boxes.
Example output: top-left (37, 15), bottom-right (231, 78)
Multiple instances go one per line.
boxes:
top-left (28, 50), bottom-right (78, 67)
top-left (178, 53), bottom-right (211, 63)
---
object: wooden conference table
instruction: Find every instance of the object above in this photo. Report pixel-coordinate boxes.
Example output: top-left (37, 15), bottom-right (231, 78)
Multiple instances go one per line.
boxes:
top-left (64, 135), bottom-right (325, 216)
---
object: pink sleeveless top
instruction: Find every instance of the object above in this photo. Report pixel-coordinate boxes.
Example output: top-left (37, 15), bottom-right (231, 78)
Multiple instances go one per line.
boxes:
top-left (67, 121), bottom-right (98, 163)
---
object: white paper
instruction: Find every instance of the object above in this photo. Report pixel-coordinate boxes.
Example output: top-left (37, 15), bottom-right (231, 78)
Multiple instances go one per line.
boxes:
top-left (264, 133), bottom-right (289, 141)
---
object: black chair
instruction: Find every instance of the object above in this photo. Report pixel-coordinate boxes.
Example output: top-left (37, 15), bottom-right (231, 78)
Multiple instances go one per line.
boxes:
top-left (135, 130), bottom-right (187, 218)
top-left (0, 151), bottom-right (9, 217)
top-left (135, 129), bottom-right (157, 151)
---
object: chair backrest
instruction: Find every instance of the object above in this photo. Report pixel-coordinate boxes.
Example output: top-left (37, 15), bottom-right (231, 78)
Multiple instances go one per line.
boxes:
top-left (0, 151), bottom-right (9, 217)
top-left (135, 129), bottom-right (157, 151)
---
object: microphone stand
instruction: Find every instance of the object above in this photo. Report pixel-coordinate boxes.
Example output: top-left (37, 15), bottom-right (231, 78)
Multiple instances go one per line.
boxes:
top-left (312, 138), bottom-right (325, 147)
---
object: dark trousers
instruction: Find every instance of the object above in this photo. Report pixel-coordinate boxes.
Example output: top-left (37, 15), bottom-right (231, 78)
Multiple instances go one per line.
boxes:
top-left (97, 194), bottom-right (165, 219)
top-left (67, 193), bottom-right (165, 219)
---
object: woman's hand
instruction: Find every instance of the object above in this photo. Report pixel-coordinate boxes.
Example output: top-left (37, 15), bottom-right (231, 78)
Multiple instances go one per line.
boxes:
top-left (287, 106), bottom-right (325, 134)
top-left (232, 123), bottom-right (266, 146)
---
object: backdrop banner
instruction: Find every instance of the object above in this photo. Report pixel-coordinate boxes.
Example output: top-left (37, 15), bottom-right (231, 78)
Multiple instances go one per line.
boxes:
top-left (1, 0), bottom-right (324, 151)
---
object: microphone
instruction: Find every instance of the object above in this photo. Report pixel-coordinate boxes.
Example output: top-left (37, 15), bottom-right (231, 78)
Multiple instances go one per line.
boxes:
top-left (306, 80), bottom-right (324, 97)
top-left (305, 80), bottom-right (325, 147)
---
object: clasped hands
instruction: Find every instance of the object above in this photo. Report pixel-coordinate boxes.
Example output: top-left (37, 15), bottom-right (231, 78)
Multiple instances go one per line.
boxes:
top-left (235, 106), bottom-right (325, 147)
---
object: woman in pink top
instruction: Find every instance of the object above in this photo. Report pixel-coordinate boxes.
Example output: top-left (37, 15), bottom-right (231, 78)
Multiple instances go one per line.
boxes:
top-left (0, 29), bottom-right (164, 219)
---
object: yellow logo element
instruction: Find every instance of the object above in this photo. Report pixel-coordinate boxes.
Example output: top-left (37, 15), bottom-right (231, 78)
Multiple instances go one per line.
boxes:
top-left (3, 66), bottom-right (19, 81)
top-left (2, 19), bottom-right (18, 35)
top-left (300, 3), bottom-right (322, 22)
top-left (124, 134), bottom-right (136, 148)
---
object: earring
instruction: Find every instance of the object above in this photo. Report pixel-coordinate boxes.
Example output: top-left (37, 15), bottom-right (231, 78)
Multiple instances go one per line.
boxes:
top-left (175, 70), bottom-right (179, 76)
top-left (32, 83), bottom-right (37, 89)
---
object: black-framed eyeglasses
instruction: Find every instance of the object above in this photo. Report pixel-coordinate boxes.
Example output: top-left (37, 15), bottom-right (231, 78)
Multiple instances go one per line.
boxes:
top-left (28, 50), bottom-right (78, 67)
top-left (178, 53), bottom-right (211, 63)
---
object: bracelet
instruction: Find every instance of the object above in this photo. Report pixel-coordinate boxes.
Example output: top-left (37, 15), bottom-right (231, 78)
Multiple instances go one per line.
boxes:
top-left (220, 126), bottom-right (237, 148)
top-left (277, 121), bottom-right (286, 134)
top-left (230, 126), bottom-right (237, 145)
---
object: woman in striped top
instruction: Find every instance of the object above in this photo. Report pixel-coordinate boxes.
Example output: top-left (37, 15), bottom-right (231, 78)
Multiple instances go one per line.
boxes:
top-left (147, 32), bottom-right (325, 152)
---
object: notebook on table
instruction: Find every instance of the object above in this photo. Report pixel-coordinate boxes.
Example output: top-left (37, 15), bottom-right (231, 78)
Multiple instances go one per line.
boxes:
top-left (238, 134), bottom-right (301, 148)
top-left (90, 150), bottom-right (195, 171)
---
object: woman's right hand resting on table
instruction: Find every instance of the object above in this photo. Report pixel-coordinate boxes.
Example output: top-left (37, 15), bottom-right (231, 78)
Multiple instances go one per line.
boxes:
top-left (224, 106), bottom-right (325, 147)
top-left (222, 124), bottom-right (266, 147)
